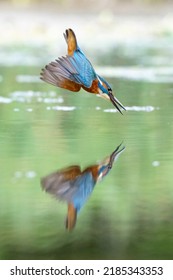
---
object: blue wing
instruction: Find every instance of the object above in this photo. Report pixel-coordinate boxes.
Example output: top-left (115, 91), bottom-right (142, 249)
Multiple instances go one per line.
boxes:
top-left (71, 172), bottom-right (96, 212)
top-left (48, 171), bottom-right (95, 213)
top-left (41, 49), bottom-right (97, 89)
top-left (71, 50), bottom-right (97, 87)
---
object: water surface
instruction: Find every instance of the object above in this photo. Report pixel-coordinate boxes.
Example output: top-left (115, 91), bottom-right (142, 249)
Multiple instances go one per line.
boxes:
top-left (0, 41), bottom-right (173, 260)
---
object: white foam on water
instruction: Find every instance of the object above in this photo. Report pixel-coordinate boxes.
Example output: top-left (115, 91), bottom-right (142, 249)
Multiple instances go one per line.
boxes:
top-left (56, 96), bottom-right (64, 103)
top-left (37, 97), bottom-right (43, 102)
top-left (104, 106), bottom-right (159, 113)
top-left (10, 90), bottom-right (42, 103)
top-left (52, 106), bottom-right (76, 111)
top-left (97, 66), bottom-right (173, 83)
top-left (103, 108), bottom-right (117, 113)
top-left (43, 98), bottom-right (63, 103)
top-left (152, 161), bottom-right (160, 167)
top-left (14, 171), bottom-right (37, 179)
top-left (9, 91), bottom-right (64, 104)
top-left (126, 106), bottom-right (159, 112)
top-left (13, 108), bottom-right (20, 112)
top-left (0, 96), bottom-right (12, 103)
top-left (16, 75), bottom-right (41, 83)
top-left (25, 171), bottom-right (37, 178)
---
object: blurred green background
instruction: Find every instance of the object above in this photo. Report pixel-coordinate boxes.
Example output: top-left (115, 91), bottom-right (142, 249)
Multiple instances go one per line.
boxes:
top-left (0, 0), bottom-right (173, 260)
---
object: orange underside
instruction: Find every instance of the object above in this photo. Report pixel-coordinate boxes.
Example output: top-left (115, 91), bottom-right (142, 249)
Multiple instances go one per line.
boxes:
top-left (59, 79), bottom-right (81, 92)
top-left (82, 79), bottom-right (99, 94)
top-left (60, 78), bottom-right (99, 94)
top-left (82, 165), bottom-right (99, 181)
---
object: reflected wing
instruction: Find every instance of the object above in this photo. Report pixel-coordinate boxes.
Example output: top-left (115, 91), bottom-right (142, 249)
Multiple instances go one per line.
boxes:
top-left (41, 168), bottom-right (95, 212)
top-left (41, 165), bottom-right (82, 195)
top-left (56, 172), bottom-right (95, 211)
top-left (59, 166), bottom-right (82, 180)
top-left (69, 172), bottom-right (96, 211)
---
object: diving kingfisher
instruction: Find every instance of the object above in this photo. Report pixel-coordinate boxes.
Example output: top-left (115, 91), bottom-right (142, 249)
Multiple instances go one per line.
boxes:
top-left (41, 143), bottom-right (125, 231)
top-left (40, 28), bottom-right (126, 114)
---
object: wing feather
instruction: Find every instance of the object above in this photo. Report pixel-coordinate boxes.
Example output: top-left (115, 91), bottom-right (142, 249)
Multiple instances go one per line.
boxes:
top-left (41, 50), bottom-right (97, 90)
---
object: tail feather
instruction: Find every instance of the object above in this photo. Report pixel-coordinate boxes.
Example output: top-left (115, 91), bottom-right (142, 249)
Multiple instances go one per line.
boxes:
top-left (66, 203), bottom-right (77, 231)
top-left (63, 29), bottom-right (78, 56)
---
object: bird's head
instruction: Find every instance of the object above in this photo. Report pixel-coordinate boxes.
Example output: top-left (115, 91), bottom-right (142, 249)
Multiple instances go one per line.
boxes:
top-left (97, 143), bottom-right (125, 182)
top-left (97, 75), bottom-right (126, 114)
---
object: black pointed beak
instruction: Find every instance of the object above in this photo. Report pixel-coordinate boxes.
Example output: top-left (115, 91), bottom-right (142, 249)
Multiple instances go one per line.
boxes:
top-left (108, 91), bottom-right (126, 114)
top-left (108, 142), bottom-right (125, 168)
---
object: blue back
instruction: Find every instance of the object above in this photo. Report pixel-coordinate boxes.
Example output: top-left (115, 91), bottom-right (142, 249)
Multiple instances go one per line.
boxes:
top-left (71, 172), bottom-right (96, 213)
top-left (69, 47), bottom-right (97, 88)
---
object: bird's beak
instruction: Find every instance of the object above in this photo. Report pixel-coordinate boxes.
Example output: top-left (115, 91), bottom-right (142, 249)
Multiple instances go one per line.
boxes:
top-left (108, 142), bottom-right (125, 168)
top-left (97, 142), bottom-right (125, 181)
top-left (108, 91), bottom-right (126, 114)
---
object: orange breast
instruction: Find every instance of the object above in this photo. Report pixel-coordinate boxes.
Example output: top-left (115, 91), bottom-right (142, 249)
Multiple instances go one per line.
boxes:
top-left (82, 165), bottom-right (99, 181)
top-left (82, 79), bottom-right (99, 94)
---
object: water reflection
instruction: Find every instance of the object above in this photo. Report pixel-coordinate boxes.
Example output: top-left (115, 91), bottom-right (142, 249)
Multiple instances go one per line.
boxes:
top-left (41, 143), bottom-right (125, 231)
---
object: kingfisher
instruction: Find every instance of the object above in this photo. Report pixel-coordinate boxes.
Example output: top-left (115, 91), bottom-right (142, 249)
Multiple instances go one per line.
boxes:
top-left (40, 28), bottom-right (126, 114)
top-left (41, 143), bottom-right (125, 231)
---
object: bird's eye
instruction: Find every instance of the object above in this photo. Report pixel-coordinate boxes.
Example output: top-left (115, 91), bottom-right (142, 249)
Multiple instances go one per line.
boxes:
top-left (108, 88), bottom-right (112, 93)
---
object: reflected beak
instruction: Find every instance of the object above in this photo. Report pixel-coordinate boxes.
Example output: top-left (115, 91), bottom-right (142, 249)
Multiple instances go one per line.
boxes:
top-left (108, 142), bottom-right (125, 168)
top-left (97, 142), bottom-right (125, 181)
top-left (109, 91), bottom-right (126, 115)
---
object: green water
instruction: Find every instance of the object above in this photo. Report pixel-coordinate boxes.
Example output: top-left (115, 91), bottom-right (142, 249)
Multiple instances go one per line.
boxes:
top-left (0, 42), bottom-right (173, 260)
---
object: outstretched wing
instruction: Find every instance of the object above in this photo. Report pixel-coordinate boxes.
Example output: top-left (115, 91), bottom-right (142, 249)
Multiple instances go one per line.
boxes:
top-left (41, 165), bottom-right (82, 196)
top-left (41, 50), bottom-right (97, 90)
top-left (40, 59), bottom-right (81, 92)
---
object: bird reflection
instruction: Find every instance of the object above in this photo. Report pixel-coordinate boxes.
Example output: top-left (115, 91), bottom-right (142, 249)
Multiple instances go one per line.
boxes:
top-left (41, 143), bottom-right (125, 231)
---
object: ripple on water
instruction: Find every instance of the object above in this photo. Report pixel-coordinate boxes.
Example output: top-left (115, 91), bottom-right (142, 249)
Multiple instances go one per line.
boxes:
top-left (26, 108), bottom-right (33, 112)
